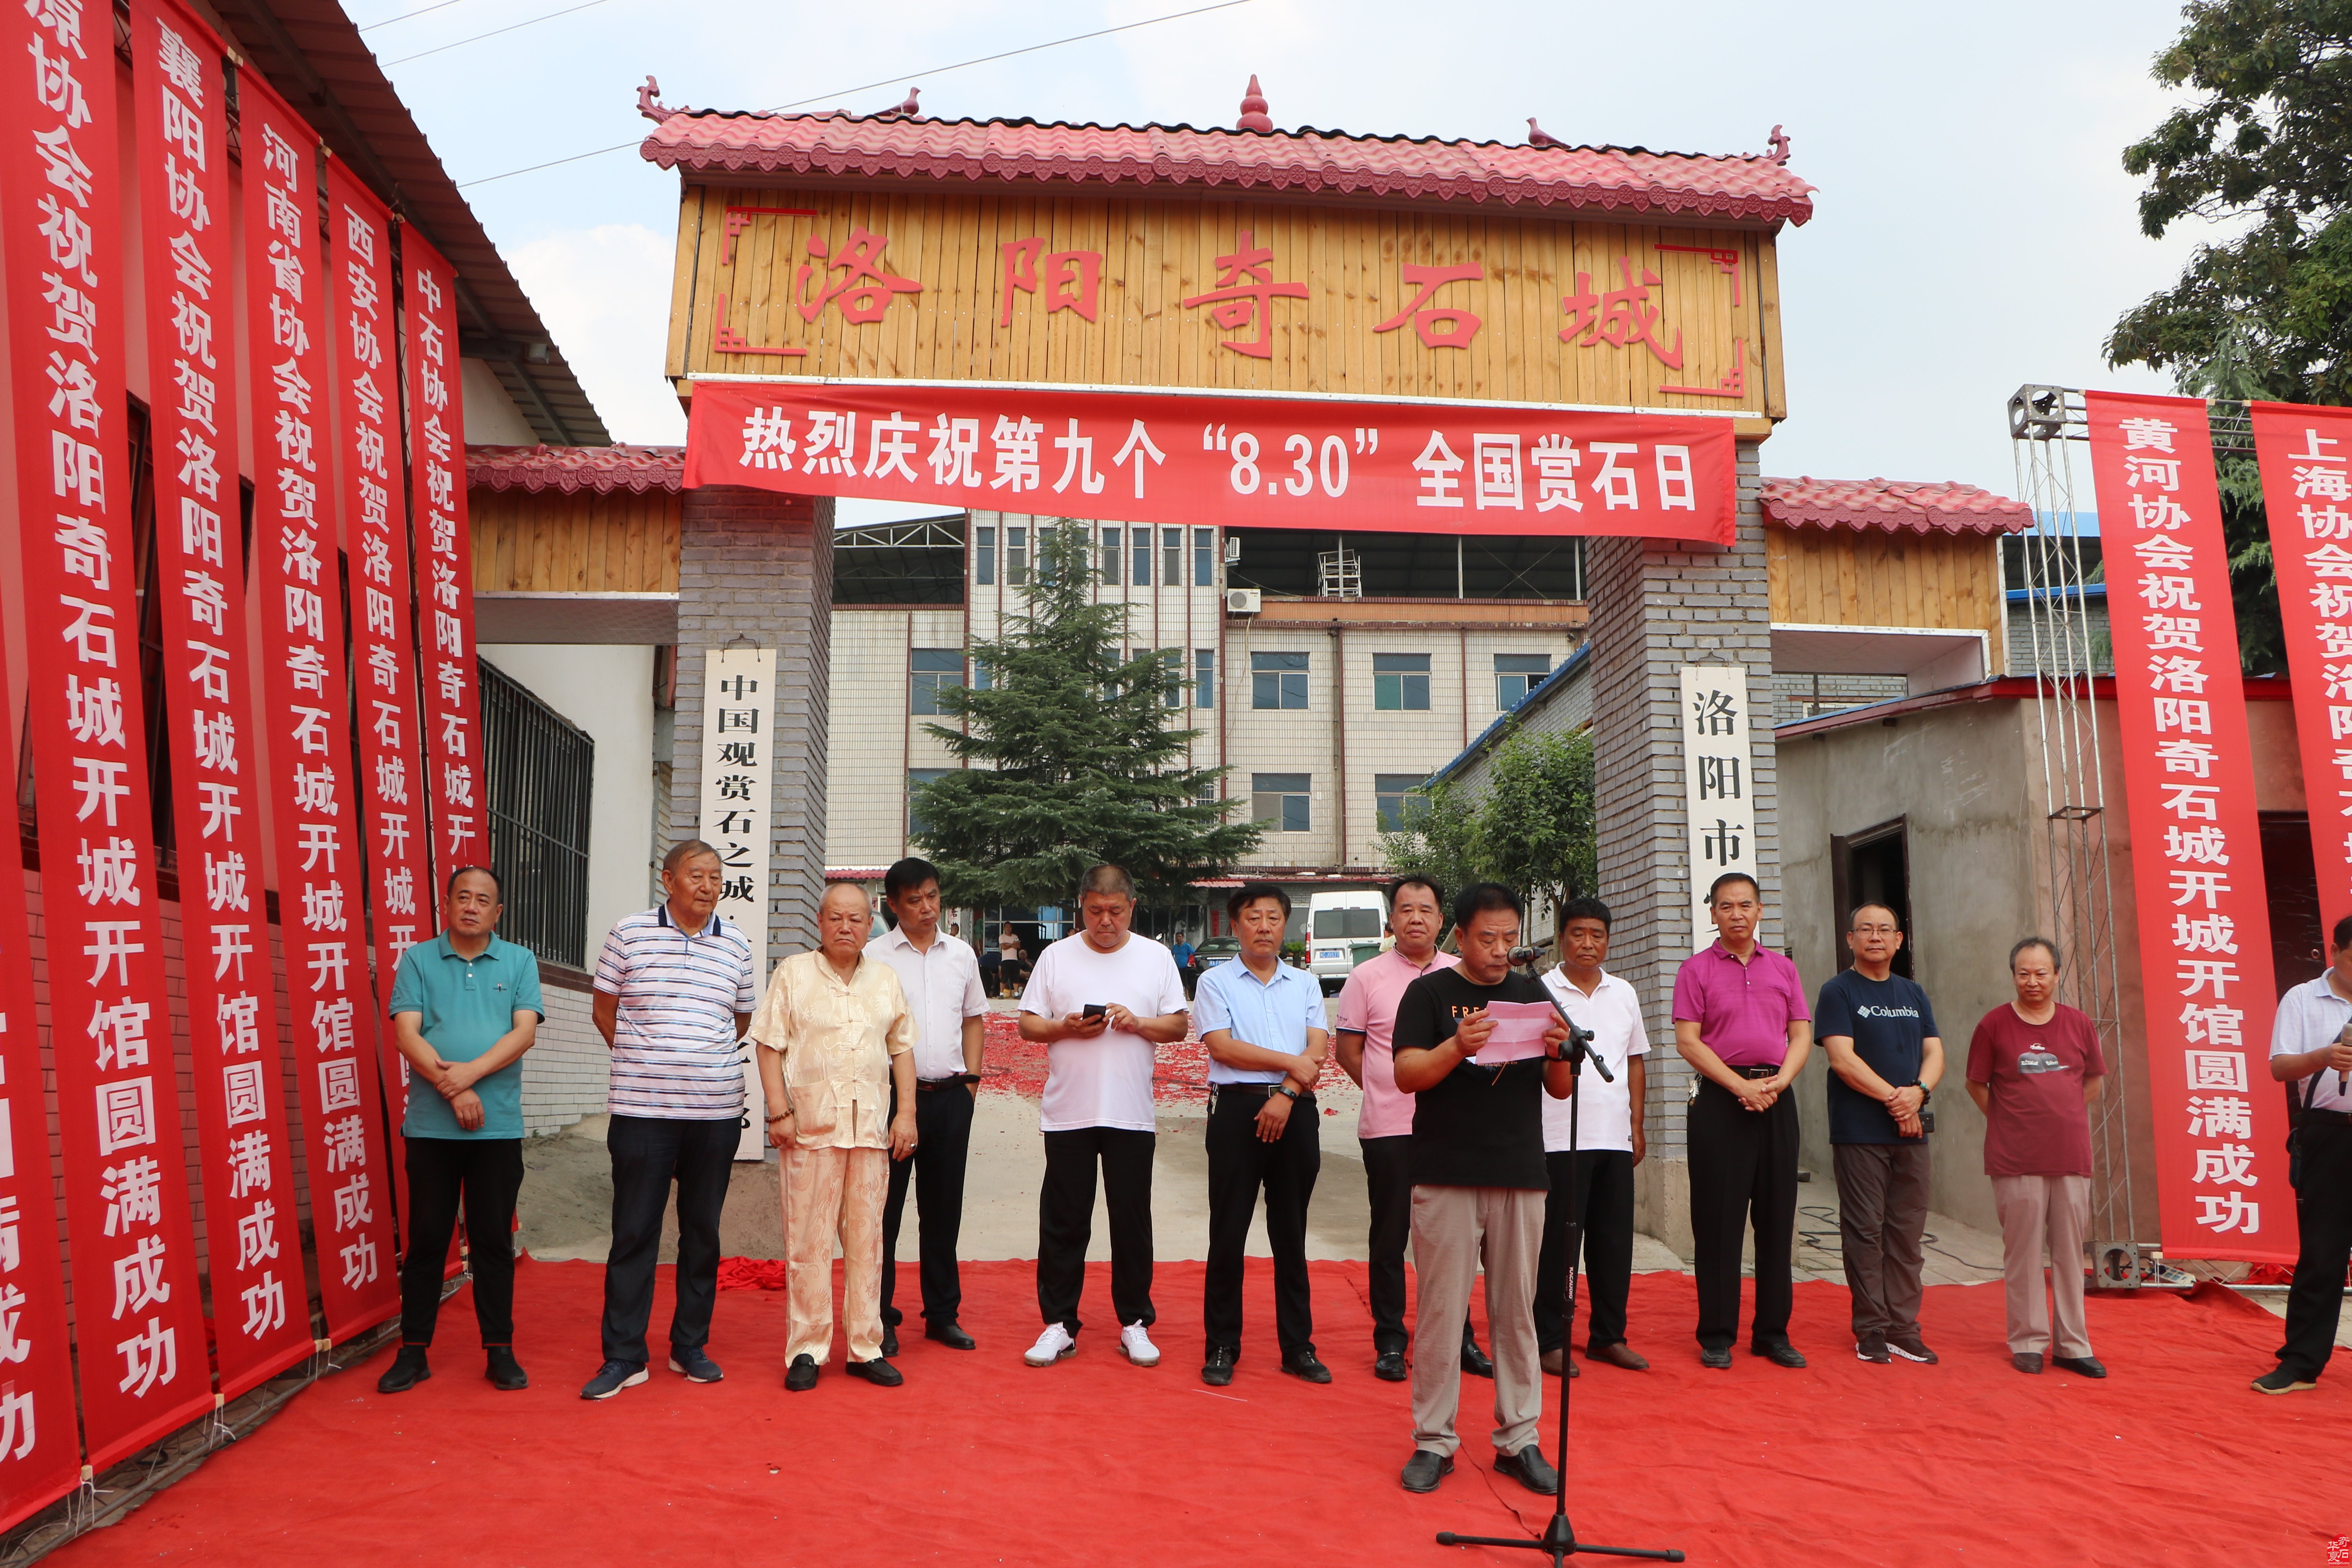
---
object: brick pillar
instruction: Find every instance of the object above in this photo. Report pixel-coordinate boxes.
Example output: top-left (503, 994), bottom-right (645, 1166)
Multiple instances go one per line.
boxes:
top-left (1586, 441), bottom-right (1776, 1254)
top-left (670, 488), bottom-right (835, 963)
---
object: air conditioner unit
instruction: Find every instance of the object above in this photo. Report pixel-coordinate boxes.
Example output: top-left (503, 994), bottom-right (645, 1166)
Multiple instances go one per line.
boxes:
top-left (1225, 588), bottom-right (1261, 615)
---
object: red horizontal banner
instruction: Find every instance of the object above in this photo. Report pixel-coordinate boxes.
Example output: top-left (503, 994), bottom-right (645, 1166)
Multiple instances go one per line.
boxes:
top-left (683, 378), bottom-right (1738, 545)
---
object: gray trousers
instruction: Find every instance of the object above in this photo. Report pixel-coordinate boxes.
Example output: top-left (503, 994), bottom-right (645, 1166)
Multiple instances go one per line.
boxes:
top-left (1833, 1142), bottom-right (1931, 1340)
top-left (1408, 1184), bottom-right (1544, 1457)
top-left (1993, 1173), bottom-right (2091, 1357)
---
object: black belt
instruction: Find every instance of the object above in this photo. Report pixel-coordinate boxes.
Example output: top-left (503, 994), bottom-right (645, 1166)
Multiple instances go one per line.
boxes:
top-left (1210, 1083), bottom-right (1313, 1101)
top-left (1730, 1063), bottom-right (1781, 1080)
top-left (916, 1076), bottom-right (975, 1092)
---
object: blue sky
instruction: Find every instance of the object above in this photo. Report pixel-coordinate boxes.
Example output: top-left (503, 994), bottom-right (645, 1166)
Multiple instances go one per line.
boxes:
top-left (374, 0), bottom-right (2209, 517)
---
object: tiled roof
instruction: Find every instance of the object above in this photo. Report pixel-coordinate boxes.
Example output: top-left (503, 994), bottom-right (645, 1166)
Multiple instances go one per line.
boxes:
top-left (467, 444), bottom-right (684, 495)
top-left (639, 110), bottom-right (1815, 227)
top-left (1760, 477), bottom-right (2032, 537)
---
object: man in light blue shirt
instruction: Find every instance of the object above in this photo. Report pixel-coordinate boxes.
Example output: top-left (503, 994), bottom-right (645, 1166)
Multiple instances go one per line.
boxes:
top-left (379, 866), bottom-right (543, 1395)
top-left (1194, 882), bottom-right (1329, 1387)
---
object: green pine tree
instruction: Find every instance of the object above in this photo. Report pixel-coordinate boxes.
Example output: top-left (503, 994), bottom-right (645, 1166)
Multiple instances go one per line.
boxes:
top-left (910, 521), bottom-right (1262, 910)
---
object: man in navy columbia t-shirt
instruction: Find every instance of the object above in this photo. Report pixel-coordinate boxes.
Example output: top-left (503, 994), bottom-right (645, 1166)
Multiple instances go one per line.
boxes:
top-left (1814, 902), bottom-right (1945, 1367)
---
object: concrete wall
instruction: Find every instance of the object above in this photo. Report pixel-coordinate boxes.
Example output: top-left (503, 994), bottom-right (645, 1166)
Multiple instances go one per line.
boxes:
top-left (521, 981), bottom-right (610, 1135)
top-left (459, 358), bottom-right (539, 445)
top-left (479, 643), bottom-right (659, 962)
top-left (1777, 700), bottom-right (2039, 1234)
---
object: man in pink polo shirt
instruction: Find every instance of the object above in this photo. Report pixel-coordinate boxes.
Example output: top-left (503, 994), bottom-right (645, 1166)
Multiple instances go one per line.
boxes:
top-left (1336, 875), bottom-right (1491, 1383)
top-left (1672, 871), bottom-right (1814, 1370)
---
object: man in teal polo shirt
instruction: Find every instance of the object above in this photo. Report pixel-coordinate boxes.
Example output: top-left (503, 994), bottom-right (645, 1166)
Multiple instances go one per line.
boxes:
top-left (377, 867), bottom-right (544, 1394)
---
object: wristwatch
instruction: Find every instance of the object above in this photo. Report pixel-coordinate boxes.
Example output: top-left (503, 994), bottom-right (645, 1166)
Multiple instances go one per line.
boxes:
top-left (1271, 1084), bottom-right (1303, 1102)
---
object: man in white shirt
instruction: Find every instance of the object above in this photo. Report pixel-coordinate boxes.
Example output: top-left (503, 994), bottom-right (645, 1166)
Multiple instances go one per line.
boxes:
top-left (1017, 864), bottom-right (1189, 1369)
top-left (2256, 913), bottom-right (2352, 1394)
top-left (1535, 897), bottom-right (1651, 1376)
top-left (869, 857), bottom-right (987, 1356)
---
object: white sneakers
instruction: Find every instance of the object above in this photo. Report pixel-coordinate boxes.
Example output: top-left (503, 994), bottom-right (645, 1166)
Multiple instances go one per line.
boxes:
top-left (1118, 1321), bottom-right (1161, 1368)
top-left (1022, 1322), bottom-right (1161, 1367)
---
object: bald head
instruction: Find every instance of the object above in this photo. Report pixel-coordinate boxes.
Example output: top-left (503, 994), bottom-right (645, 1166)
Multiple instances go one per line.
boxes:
top-left (817, 882), bottom-right (871, 966)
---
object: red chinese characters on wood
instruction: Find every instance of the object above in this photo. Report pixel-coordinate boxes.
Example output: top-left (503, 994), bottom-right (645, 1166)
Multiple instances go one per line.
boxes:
top-left (2250, 403), bottom-right (2352, 939)
top-left (1372, 263), bottom-right (1483, 350)
top-left (403, 230), bottom-right (489, 886)
top-left (330, 162), bottom-right (430, 1171)
top-left (793, 227), bottom-right (921, 324)
top-left (5, 0), bottom-right (214, 1471)
top-left (132, 0), bottom-right (309, 1401)
top-left (1560, 257), bottom-right (1684, 370)
top-left (2084, 390), bottom-right (2287, 1265)
top-left (1181, 229), bottom-right (1308, 359)
top-left (999, 238), bottom-right (1102, 327)
top-left (687, 378), bottom-right (1737, 545)
top-left (241, 74), bottom-right (403, 1337)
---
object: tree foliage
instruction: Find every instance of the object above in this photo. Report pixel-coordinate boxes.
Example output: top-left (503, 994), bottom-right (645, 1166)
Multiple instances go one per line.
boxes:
top-left (1377, 726), bottom-right (1597, 935)
top-left (2104, 0), bottom-right (2329, 671)
top-left (909, 522), bottom-right (1261, 910)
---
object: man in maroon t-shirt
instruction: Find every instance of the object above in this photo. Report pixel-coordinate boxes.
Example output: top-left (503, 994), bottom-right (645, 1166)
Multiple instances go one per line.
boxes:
top-left (1966, 937), bottom-right (2108, 1379)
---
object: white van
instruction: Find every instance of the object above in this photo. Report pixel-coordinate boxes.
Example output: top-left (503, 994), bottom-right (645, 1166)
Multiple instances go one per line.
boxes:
top-left (1307, 890), bottom-right (1387, 991)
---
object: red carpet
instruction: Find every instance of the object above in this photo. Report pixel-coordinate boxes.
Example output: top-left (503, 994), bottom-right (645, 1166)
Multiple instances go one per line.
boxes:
top-left (43, 1260), bottom-right (2347, 1567)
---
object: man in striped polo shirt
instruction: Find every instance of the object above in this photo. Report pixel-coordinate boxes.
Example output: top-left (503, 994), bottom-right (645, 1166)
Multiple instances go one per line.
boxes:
top-left (580, 840), bottom-right (757, 1401)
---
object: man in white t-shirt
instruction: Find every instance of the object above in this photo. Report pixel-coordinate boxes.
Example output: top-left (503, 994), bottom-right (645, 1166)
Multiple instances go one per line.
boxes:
top-left (1017, 864), bottom-right (1189, 1369)
top-left (1534, 897), bottom-right (1651, 1376)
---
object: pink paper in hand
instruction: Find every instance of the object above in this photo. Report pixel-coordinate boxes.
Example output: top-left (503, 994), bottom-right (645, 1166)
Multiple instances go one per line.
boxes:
top-left (1469, 1001), bottom-right (1558, 1065)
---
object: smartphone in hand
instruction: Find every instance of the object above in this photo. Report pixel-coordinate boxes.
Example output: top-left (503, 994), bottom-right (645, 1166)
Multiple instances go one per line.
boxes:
top-left (1082, 1004), bottom-right (1107, 1020)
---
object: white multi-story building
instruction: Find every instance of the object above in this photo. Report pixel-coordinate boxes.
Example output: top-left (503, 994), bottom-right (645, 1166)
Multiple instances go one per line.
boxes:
top-left (824, 512), bottom-right (1588, 940)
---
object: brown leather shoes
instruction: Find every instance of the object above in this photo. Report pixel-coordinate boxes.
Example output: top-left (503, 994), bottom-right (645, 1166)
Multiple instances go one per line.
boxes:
top-left (1586, 1342), bottom-right (1649, 1372)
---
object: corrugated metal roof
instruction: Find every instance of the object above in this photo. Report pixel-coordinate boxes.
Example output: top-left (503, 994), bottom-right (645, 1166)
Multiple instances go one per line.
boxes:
top-left (640, 107), bottom-right (1815, 227)
top-left (1760, 476), bottom-right (2032, 537)
top-left (207, 0), bottom-right (610, 446)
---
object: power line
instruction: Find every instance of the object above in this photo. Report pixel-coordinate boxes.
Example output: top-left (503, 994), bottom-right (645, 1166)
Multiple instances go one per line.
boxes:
top-left (381, 0), bottom-right (615, 66)
top-left (356, 0), bottom-right (474, 32)
top-left (455, 0), bottom-right (1253, 190)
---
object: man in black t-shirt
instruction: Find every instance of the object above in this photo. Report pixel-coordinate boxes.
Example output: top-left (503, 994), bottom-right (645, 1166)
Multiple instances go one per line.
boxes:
top-left (1390, 884), bottom-right (1575, 1498)
top-left (1815, 903), bottom-right (1945, 1367)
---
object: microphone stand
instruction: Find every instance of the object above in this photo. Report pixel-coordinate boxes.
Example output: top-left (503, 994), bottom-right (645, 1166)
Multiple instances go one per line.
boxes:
top-left (1434, 996), bottom-right (1683, 1565)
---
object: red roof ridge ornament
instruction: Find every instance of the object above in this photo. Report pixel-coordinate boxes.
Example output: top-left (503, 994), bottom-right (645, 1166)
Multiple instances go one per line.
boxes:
top-left (1767, 124), bottom-right (1790, 165)
top-left (1527, 118), bottom-right (1564, 148)
top-left (879, 86), bottom-right (921, 120)
top-left (1236, 75), bottom-right (1273, 134)
top-left (638, 75), bottom-right (684, 123)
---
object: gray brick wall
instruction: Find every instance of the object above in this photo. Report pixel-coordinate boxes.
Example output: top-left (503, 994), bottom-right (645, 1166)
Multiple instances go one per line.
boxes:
top-left (668, 488), bottom-right (836, 965)
top-left (519, 981), bottom-right (610, 1135)
top-left (1586, 441), bottom-right (1777, 1169)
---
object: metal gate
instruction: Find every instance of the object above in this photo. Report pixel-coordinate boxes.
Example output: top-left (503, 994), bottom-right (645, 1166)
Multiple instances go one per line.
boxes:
top-left (478, 657), bottom-right (593, 968)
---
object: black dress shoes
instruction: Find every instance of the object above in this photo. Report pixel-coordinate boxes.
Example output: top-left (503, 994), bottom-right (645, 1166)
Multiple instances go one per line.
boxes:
top-left (1400, 1450), bottom-right (1454, 1493)
top-left (1699, 1347), bottom-right (1733, 1370)
top-left (2051, 1355), bottom-right (2107, 1379)
top-left (1495, 1444), bottom-right (1559, 1495)
top-left (1751, 1340), bottom-right (1808, 1368)
top-left (846, 1357), bottom-right (903, 1387)
top-left (1201, 1345), bottom-right (1236, 1387)
top-left (1372, 1349), bottom-right (1407, 1382)
top-left (377, 1346), bottom-right (430, 1394)
top-left (785, 1354), bottom-right (819, 1392)
top-left (485, 1347), bottom-right (528, 1390)
top-left (2013, 1352), bottom-right (2044, 1374)
top-left (1280, 1351), bottom-right (1332, 1384)
top-left (881, 1326), bottom-right (900, 1358)
top-left (925, 1321), bottom-right (977, 1351)
top-left (1459, 1334), bottom-right (1495, 1379)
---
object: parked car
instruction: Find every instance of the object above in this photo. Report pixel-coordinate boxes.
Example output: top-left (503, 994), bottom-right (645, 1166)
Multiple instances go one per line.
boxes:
top-left (1182, 935), bottom-right (1241, 993)
top-left (1307, 890), bottom-right (1387, 993)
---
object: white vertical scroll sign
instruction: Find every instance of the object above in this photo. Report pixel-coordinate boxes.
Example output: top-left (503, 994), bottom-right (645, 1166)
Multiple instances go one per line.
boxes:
top-left (699, 646), bottom-right (777, 1160)
top-left (1681, 664), bottom-right (1762, 950)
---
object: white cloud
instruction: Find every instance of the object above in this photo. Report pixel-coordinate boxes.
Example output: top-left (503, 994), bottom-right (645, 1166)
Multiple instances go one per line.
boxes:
top-left (505, 223), bottom-right (684, 445)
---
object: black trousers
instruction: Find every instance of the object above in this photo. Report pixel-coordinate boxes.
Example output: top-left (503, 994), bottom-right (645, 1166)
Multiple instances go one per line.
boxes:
top-left (2280, 1120), bottom-right (2352, 1379)
top-left (1362, 1134), bottom-right (1486, 1357)
top-left (1203, 1087), bottom-right (1320, 1359)
top-left (1534, 1148), bottom-right (1636, 1354)
top-left (1688, 1078), bottom-right (1800, 1352)
top-left (1037, 1126), bottom-right (1156, 1335)
top-left (881, 1080), bottom-right (976, 1327)
top-left (399, 1136), bottom-right (523, 1347)
top-left (600, 1113), bottom-right (738, 1367)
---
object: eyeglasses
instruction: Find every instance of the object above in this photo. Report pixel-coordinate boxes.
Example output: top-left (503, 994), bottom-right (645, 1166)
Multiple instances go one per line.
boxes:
top-left (1850, 925), bottom-right (1900, 936)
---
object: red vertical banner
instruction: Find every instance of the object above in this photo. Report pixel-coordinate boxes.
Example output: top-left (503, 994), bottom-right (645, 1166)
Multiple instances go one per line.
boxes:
top-left (2250, 402), bottom-right (2352, 938)
top-left (2083, 390), bottom-right (2288, 1264)
top-left (4, 0), bottom-right (213, 1465)
top-left (240, 76), bottom-right (401, 1337)
top-left (0, 662), bottom-right (83, 1524)
top-left (400, 231), bottom-right (486, 900)
top-left (131, 0), bottom-right (311, 1399)
top-left (328, 164), bottom-right (425, 1192)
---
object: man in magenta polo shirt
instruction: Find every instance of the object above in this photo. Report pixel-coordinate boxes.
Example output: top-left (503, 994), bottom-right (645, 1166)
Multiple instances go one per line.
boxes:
top-left (1336, 875), bottom-right (1490, 1383)
top-left (1672, 871), bottom-right (1814, 1369)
